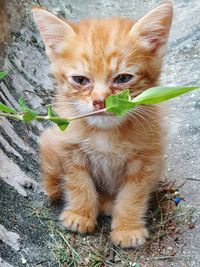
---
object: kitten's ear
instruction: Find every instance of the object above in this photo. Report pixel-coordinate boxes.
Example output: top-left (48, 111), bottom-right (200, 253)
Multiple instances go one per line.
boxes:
top-left (32, 7), bottom-right (76, 56)
top-left (129, 2), bottom-right (173, 57)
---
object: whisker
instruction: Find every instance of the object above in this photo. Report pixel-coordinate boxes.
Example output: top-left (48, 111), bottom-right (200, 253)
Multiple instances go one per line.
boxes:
top-left (136, 108), bottom-right (159, 126)
top-left (136, 106), bottom-right (160, 122)
top-left (132, 55), bottom-right (156, 60)
top-left (136, 105), bottom-right (158, 114)
top-left (132, 110), bottom-right (152, 136)
top-left (55, 96), bottom-right (77, 101)
top-left (131, 106), bottom-right (159, 132)
top-left (127, 111), bottom-right (148, 136)
top-left (134, 107), bottom-right (160, 132)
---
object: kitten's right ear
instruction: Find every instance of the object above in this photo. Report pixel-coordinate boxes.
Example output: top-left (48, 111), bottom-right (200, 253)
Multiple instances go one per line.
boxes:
top-left (32, 7), bottom-right (76, 56)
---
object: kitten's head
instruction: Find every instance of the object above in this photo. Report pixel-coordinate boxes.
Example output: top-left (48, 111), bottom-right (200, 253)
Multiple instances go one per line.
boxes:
top-left (33, 3), bottom-right (173, 129)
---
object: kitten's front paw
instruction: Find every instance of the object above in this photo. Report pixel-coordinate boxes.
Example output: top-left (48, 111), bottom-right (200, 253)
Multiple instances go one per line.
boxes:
top-left (60, 210), bottom-right (96, 234)
top-left (111, 227), bottom-right (149, 248)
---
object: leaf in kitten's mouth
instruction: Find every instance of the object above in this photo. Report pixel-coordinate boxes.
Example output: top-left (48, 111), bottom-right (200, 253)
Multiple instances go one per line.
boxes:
top-left (105, 86), bottom-right (200, 116)
top-left (105, 89), bottom-right (136, 116)
top-left (132, 86), bottom-right (200, 105)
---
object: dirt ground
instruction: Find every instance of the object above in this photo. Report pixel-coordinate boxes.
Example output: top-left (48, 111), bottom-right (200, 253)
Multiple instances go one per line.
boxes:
top-left (0, 0), bottom-right (200, 266)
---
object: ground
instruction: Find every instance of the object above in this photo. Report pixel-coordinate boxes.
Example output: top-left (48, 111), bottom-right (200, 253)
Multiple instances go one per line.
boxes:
top-left (0, 0), bottom-right (200, 266)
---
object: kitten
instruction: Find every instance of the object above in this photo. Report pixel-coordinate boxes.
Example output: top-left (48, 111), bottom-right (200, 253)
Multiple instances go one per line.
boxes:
top-left (33, 2), bottom-right (173, 248)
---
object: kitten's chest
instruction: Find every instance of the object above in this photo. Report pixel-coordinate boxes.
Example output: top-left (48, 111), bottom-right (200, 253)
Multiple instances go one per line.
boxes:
top-left (87, 150), bottom-right (126, 194)
top-left (82, 133), bottom-right (129, 194)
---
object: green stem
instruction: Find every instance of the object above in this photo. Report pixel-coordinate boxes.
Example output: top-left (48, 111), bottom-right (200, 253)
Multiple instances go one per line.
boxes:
top-left (0, 112), bottom-right (21, 120)
top-left (69, 108), bottom-right (106, 121)
top-left (0, 113), bottom-right (66, 122)
top-left (0, 108), bottom-right (107, 123)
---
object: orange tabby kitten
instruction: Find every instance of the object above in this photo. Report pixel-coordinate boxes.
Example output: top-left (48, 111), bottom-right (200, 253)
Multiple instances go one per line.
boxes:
top-left (33, 2), bottom-right (173, 248)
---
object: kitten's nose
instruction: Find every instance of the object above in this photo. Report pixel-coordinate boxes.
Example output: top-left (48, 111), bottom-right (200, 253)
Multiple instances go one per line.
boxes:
top-left (93, 100), bottom-right (105, 111)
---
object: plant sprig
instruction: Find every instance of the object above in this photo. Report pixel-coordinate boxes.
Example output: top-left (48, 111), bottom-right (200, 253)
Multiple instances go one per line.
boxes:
top-left (105, 85), bottom-right (200, 116)
top-left (0, 96), bottom-right (70, 131)
top-left (0, 71), bottom-right (200, 131)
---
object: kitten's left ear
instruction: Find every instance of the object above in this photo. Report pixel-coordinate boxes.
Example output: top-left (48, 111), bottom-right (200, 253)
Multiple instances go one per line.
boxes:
top-left (129, 2), bottom-right (173, 57)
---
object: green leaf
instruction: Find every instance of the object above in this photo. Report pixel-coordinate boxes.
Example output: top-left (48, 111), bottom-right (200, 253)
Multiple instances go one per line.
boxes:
top-left (105, 86), bottom-right (200, 116)
top-left (47, 105), bottom-right (70, 131)
top-left (18, 96), bottom-right (39, 122)
top-left (49, 117), bottom-right (70, 131)
top-left (47, 105), bottom-right (58, 117)
top-left (116, 89), bottom-right (131, 100)
top-left (18, 96), bottom-right (29, 110)
top-left (0, 71), bottom-right (7, 80)
top-left (132, 86), bottom-right (200, 105)
top-left (106, 89), bottom-right (136, 116)
top-left (0, 102), bottom-right (18, 114)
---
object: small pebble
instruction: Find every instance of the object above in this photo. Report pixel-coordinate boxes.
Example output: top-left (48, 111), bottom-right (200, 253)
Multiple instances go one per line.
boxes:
top-left (188, 222), bottom-right (195, 229)
top-left (167, 246), bottom-right (173, 251)
top-left (174, 191), bottom-right (180, 196)
top-left (23, 181), bottom-right (34, 190)
top-left (21, 257), bottom-right (27, 264)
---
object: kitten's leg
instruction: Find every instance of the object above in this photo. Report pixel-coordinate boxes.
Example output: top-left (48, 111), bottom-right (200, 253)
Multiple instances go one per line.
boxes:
top-left (60, 166), bottom-right (98, 234)
top-left (40, 128), bottom-right (98, 233)
top-left (111, 160), bottom-right (163, 248)
top-left (111, 182), bottom-right (149, 248)
top-left (40, 128), bottom-right (63, 200)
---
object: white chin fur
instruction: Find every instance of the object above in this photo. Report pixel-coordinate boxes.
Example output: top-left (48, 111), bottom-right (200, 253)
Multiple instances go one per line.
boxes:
top-left (74, 101), bottom-right (124, 129)
top-left (86, 115), bottom-right (124, 129)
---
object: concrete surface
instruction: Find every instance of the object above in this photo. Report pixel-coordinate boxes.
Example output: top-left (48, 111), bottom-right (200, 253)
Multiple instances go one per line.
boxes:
top-left (0, 0), bottom-right (200, 266)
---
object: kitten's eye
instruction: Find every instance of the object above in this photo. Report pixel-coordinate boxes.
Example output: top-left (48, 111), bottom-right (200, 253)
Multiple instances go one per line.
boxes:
top-left (72, 76), bottom-right (90, 86)
top-left (113, 74), bottom-right (133, 84)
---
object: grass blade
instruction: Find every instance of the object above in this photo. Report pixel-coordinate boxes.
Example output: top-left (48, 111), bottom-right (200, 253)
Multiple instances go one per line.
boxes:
top-left (0, 71), bottom-right (7, 80)
top-left (0, 102), bottom-right (18, 114)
